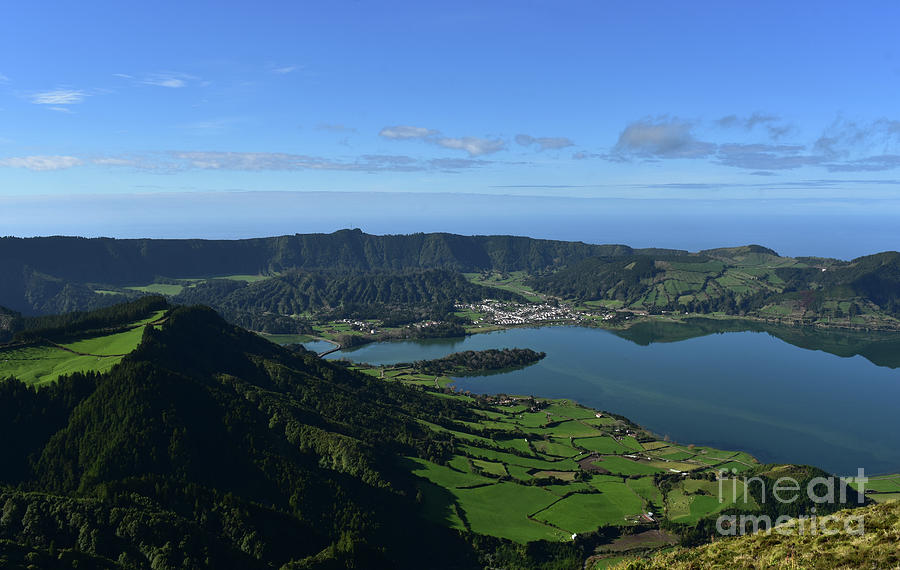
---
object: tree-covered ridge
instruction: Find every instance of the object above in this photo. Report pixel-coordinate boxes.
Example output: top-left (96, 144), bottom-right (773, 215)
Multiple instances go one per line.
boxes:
top-left (527, 249), bottom-right (900, 325)
top-left (402, 348), bottom-right (546, 376)
top-left (3, 230), bottom-right (900, 331)
top-left (0, 230), bottom-right (642, 315)
top-left (13, 295), bottom-right (169, 342)
top-left (173, 268), bottom-right (523, 316)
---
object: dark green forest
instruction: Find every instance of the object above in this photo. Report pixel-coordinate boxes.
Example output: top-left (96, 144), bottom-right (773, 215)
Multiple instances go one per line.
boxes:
top-left (172, 269), bottom-right (523, 331)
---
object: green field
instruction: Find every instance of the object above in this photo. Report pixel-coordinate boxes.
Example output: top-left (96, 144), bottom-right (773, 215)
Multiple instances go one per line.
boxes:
top-left (464, 271), bottom-right (544, 303)
top-left (0, 310), bottom-right (165, 386)
top-left (533, 486), bottom-right (644, 532)
top-left (376, 371), bottom-right (771, 548)
top-left (454, 483), bottom-right (564, 542)
top-left (575, 436), bottom-right (631, 454)
top-left (665, 479), bottom-right (756, 523)
top-left (0, 345), bottom-right (125, 386)
top-left (589, 456), bottom-right (666, 476)
top-left (125, 283), bottom-right (185, 295)
top-left (626, 477), bottom-right (664, 507)
top-left (62, 326), bottom-right (146, 356)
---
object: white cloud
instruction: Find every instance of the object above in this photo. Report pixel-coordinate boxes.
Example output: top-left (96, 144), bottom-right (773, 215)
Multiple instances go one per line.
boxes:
top-left (0, 155), bottom-right (83, 171)
top-left (379, 125), bottom-right (440, 139)
top-left (435, 136), bottom-right (505, 157)
top-left (0, 72), bottom-right (9, 83)
top-left (140, 72), bottom-right (192, 88)
top-left (613, 118), bottom-right (715, 159)
top-left (30, 89), bottom-right (87, 105)
top-left (379, 125), bottom-right (506, 156)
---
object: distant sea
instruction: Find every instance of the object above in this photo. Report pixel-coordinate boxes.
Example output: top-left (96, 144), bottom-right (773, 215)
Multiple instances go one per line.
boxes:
top-left (2, 191), bottom-right (898, 260)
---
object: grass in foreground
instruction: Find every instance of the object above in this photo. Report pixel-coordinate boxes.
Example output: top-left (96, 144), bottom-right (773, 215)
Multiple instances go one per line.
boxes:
top-left (607, 500), bottom-right (900, 569)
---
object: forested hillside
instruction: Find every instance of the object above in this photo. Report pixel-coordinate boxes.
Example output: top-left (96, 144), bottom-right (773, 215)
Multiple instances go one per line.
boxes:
top-left (0, 303), bottom-right (582, 568)
top-left (0, 230), bottom-right (640, 315)
top-left (172, 269), bottom-right (523, 328)
top-left (528, 247), bottom-right (900, 325)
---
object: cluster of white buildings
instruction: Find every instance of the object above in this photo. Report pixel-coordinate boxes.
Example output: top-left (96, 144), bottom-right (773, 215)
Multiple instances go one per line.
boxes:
top-left (457, 300), bottom-right (585, 326)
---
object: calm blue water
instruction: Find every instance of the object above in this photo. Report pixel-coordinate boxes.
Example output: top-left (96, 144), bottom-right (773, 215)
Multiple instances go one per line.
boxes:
top-left (330, 326), bottom-right (900, 475)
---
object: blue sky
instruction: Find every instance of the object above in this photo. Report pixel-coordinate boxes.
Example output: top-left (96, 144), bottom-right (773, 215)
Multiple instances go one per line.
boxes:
top-left (2, 1), bottom-right (900, 253)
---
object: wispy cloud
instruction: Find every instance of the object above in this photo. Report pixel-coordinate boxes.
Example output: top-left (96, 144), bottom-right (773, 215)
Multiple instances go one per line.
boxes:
top-left (169, 151), bottom-right (495, 172)
top-left (379, 125), bottom-right (505, 156)
top-left (178, 117), bottom-right (246, 134)
top-left (30, 89), bottom-right (87, 105)
top-left (435, 136), bottom-right (505, 156)
top-left (140, 72), bottom-right (194, 88)
top-left (814, 117), bottom-right (900, 157)
top-left (270, 64), bottom-right (301, 75)
top-left (79, 150), bottom-right (493, 174)
top-left (826, 154), bottom-right (900, 172)
top-left (379, 125), bottom-right (440, 139)
top-left (716, 143), bottom-right (824, 170)
top-left (715, 113), bottom-right (793, 139)
top-left (0, 155), bottom-right (83, 171)
top-left (515, 134), bottom-right (575, 151)
top-left (0, 72), bottom-right (9, 83)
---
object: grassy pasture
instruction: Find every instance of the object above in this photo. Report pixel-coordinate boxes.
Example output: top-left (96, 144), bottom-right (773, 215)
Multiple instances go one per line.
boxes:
top-left (459, 445), bottom-right (579, 471)
top-left (666, 479), bottom-right (755, 523)
top-left (453, 483), bottom-right (563, 542)
top-left (472, 459), bottom-right (507, 477)
top-left (0, 345), bottom-right (123, 386)
top-left (404, 457), bottom-right (493, 489)
top-left (532, 420), bottom-right (603, 438)
top-left (125, 283), bottom-right (185, 295)
top-left (653, 449), bottom-right (695, 461)
top-left (626, 477), bottom-right (664, 507)
top-left (532, 438), bottom-right (580, 458)
top-left (534, 487), bottom-right (644, 532)
top-left (592, 456), bottom-right (665, 476)
top-left (0, 310), bottom-right (165, 386)
top-left (575, 436), bottom-right (630, 454)
top-left (62, 326), bottom-right (146, 356)
top-left (542, 402), bottom-right (600, 419)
